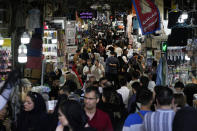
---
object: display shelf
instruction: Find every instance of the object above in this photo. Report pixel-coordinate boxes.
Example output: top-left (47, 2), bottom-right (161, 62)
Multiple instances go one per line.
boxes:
top-left (0, 47), bottom-right (12, 81)
top-left (43, 30), bottom-right (58, 62)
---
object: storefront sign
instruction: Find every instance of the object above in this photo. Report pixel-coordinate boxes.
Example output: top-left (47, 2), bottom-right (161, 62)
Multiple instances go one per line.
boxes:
top-left (80, 12), bottom-right (93, 19)
top-left (132, 0), bottom-right (160, 35)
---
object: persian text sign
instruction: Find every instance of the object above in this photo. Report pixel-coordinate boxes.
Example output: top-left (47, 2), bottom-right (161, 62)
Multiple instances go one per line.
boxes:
top-left (132, 0), bottom-right (160, 35)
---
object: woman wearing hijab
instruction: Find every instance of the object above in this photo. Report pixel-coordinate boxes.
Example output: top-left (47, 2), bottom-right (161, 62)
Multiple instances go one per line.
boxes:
top-left (16, 91), bottom-right (49, 131)
top-left (56, 100), bottom-right (96, 131)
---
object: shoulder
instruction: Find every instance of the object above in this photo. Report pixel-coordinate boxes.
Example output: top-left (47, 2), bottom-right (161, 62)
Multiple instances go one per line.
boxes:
top-left (55, 125), bottom-right (64, 131)
top-left (82, 127), bottom-right (97, 131)
top-left (124, 113), bottom-right (142, 126)
top-left (96, 109), bottom-right (110, 118)
top-left (144, 111), bottom-right (154, 118)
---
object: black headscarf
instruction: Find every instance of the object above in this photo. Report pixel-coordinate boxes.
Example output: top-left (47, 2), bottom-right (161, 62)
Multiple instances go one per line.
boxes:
top-left (26, 91), bottom-right (46, 113)
top-left (59, 100), bottom-right (88, 131)
top-left (173, 107), bottom-right (197, 131)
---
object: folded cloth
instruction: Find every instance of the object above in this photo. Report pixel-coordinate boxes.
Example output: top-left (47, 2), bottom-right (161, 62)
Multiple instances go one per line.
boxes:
top-left (26, 56), bottom-right (42, 69)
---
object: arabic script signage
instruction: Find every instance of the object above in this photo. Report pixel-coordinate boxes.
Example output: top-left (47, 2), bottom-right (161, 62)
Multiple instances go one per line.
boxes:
top-left (132, 0), bottom-right (160, 35)
top-left (80, 12), bottom-right (93, 19)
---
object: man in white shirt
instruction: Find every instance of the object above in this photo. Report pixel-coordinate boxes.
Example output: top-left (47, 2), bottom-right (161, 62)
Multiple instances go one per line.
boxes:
top-left (91, 59), bottom-right (105, 81)
top-left (117, 78), bottom-right (130, 108)
top-left (114, 44), bottom-right (122, 57)
top-left (127, 44), bottom-right (133, 59)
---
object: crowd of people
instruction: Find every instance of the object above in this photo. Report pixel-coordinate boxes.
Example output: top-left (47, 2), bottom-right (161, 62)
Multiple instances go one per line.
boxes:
top-left (1, 38), bottom-right (197, 131)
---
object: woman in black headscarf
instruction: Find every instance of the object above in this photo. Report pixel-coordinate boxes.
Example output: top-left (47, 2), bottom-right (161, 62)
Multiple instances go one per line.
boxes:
top-left (56, 100), bottom-right (96, 131)
top-left (16, 91), bottom-right (49, 131)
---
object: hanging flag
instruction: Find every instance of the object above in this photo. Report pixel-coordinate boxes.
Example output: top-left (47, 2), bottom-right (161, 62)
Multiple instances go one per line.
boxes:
top-left (132, 0), bottom-right (160, 35)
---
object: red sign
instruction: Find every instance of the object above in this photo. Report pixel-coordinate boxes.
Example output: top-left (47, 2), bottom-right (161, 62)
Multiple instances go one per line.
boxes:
top-left (132, 0), bottom-right (160, 35)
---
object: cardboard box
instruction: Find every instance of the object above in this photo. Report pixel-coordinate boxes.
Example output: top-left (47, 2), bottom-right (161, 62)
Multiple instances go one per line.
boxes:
top-left (31, 69), bottom-right (41, 79)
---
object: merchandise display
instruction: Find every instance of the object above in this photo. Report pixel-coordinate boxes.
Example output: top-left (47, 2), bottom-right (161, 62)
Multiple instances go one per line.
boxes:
top-left (0, 38), bottom-right (12, 81)
top-left (167, 46), bottom-right (192, 86)
top-left (43, 30), bottom-right (58, 62)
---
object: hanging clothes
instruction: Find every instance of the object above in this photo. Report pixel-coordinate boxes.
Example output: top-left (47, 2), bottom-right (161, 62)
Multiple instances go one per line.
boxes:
top-left (156, 56), bottom-right (168, 86)
top-left (162, 56), bottom-right (168, 86)
top-left (156, 58), bottom-right (163, 86)
top-left (26, 9), bottom-right (40, 30)
top-left (132, 16), bottom-right (139, 30)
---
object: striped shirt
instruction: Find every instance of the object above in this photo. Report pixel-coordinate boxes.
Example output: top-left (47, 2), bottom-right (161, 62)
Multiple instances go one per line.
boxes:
top-left (143, 109), bottom-right (175, 131)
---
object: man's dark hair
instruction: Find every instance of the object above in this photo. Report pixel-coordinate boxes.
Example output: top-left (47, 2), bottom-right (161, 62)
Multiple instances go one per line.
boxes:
top-left (137, 89), bottom-right (153, 105)
top-left (110, 51), bottom-right (116, 55)
top-left (140, 76), bottom-right (149, 89)
top-left (63, 80), bottom-right (77, 93)
top-left (99, 77), bottom-right (107, 82)
top-left (132, 82), bottom-right (141, 93)
top-left (156, 86), bottom-right (174, 106)
top-left (85, 86), bottom-right (100, 98)
top-left (174, 81), bottom-right (184, 89)
top-left (132, 71), bottom-right (140, 80)
top-left (119, 78), bottom-right (127, 86)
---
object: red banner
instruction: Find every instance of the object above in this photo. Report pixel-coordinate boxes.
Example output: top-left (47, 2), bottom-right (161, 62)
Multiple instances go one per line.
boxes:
top-left (132, 0), bottom-right (160, 35)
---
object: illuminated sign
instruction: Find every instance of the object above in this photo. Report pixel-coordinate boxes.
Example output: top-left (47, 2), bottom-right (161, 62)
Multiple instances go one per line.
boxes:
top-left (80, 12), bottom-right (93, 19)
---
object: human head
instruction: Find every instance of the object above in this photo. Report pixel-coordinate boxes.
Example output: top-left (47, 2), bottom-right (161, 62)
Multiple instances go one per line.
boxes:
top-left (87, 59), bottom-right (92, 66)
top-left (132, 82), bottom-right (141, 94)
top-left (24, 91), bottom-right (46, 112)
top-left (137, 89), bottom-right (153, 106)
top-left (119, 78), bottom-right (127, 87)
top-left (132, 70), bottom-right (140, 80)
top-left (128, 44), bottom-right (131, 49)
top-left (173, 107), bottom-right (197, 131)
top-left (58, 100), bottom-right (88, 130)
top-left (84, 86), bottom-right (100, 110)
top-left (94, 59), bottom-right (99, 66)
top-left (110, 51), bottom-right (116, 56)
top-left (55, 68), bottom-right (62, 79)
top-left (156, 86), bottom-right (174, 106)
top-left (140, 76), bottom-right (149, 89)
top-left (88, 75), bottom-right (96, 83)
top-left (174, 93), bottom-right (186, 109)
top-left (102, 86), bottom-right (120, 105)
top-left (63, 80), bottom-right (78, 93)
top-left (174, 81), bottom-right (184, 93)
top-left (99, 77), bottom-right (108, 88)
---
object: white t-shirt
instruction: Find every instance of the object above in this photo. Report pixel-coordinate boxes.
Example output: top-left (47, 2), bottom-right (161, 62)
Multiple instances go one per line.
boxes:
top-left (115, 47), bottom-right (123, 57)
top-left (117, 86), bottom-right (130, 108)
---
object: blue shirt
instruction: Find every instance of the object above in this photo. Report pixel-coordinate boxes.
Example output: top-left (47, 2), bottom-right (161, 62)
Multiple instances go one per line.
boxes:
top-left (123, 110), bottom-right (151, 131)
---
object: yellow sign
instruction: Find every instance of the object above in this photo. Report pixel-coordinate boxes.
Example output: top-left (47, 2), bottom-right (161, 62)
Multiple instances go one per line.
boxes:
top-left (3, 38), bottom-right (11, 47)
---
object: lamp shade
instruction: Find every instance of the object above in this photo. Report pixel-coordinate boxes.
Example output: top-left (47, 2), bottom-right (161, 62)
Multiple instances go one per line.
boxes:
top-left (181, 12), bottom-right (188, 20)
top-left (21, 32), bottom-right (30, 44)
top-left (18, 53), bottom-right (27, 63)
top-left (18, 44), bottom-right (27, 54)
top-left (18, 44), bottom-right (27, 63)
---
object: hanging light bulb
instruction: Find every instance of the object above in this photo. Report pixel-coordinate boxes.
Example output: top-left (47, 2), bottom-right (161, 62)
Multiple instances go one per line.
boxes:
top-left (181, 12), bottom-right (188, 20)
top-left (21, 32), bottom-right (30, 44)
top-left (0, 33), bottom-right (4, 46)
top-left (18, 44), bottom-right (27, 54)
top-left (18, 53), bottom-right (27, 63)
